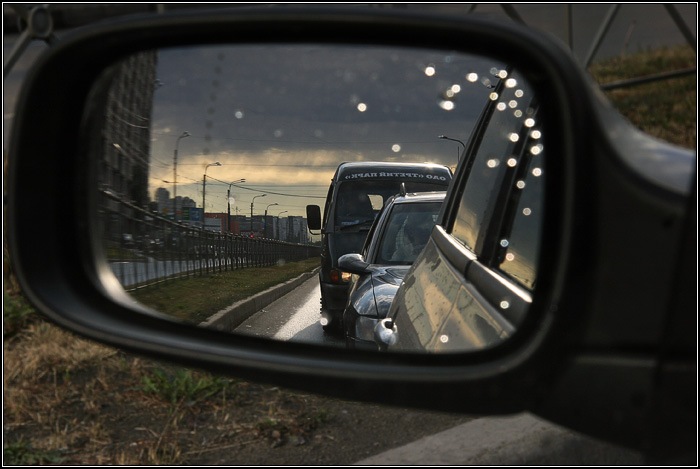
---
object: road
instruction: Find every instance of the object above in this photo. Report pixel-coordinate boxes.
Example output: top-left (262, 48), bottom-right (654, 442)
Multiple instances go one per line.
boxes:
top-left (234, 275), bottom-right (344, 349)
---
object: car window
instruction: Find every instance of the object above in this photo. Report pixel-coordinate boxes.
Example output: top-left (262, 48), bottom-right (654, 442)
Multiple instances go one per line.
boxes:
top-left (450, 70), bottom-right (536, 256)
top-left (496, 123), bottom-right (543, 290)
top-left (377, 202), bottom-right (441, 265)
top-left (335, 181), bottom-right (378, 227)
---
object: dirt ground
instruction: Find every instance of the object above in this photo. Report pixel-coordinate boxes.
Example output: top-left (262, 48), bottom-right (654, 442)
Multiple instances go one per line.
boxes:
top-left (179, 385), bottom-right (474, 466)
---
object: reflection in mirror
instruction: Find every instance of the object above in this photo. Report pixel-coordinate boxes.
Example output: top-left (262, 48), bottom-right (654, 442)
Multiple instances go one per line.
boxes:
top-left (90, 44), bottom-right (542, 353)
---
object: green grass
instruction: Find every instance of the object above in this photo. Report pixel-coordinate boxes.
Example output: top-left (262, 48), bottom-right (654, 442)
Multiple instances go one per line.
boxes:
top-left (3, 291), bottom-right (37, 338)
top-left (130, 257), bottom-right (320, 323)
top-left (3, 439), bottom-right (65, 465)
top-left (142, 367), bottom-right (238, 405)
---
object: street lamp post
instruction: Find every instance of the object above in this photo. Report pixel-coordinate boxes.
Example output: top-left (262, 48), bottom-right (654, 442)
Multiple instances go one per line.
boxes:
top-left (251, 194), bottom-right (266, 235)
top-left (227, 178), bottom-right (246, 233)
top-left (438, 134), bottom-right (465, 164)
top-left (264, 202), bottom-right (279, 238)
top-left (172, 131), bottom-right (190, 221)
top-left (202, 162), bottom-right (222, 229)
top-left (276, 210), bottom-right (288, 240)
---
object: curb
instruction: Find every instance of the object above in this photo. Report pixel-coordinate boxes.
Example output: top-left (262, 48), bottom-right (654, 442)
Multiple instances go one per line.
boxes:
top-left (352, 413), bottom-right (645, 465)
top-left (199, 267), bottom-right (320, 332)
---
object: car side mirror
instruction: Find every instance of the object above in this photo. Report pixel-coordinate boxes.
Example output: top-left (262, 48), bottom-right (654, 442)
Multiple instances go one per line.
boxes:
top-left (337, 253), bottom-right (370, 275)
top-left (306, 205), bottom-right (322, 231)
top-left (5, 7), bottom-right (695, 463)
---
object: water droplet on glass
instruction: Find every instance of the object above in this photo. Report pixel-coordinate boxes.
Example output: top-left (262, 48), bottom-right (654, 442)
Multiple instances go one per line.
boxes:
top-left (507, 158), bottom-right (517, 167)
top-left (500, 300), bottom-right (510, 309)
top-left (523, 208), bottom-right (532, 216)
top-left (508, 133), bottom-right (519, 142)
top-left (505, 78), bottom-right (517, 88)
top-left (357, 103), bottom-right (367, 112)
top-left (487, 159), bottom-right (499, 168)
top-left (440, 334), bottom-right (449, 343)
top-left (516, 180), bottom-right (526, 189)
top-left (392, 144), bottom-right (401, 153)
top-left (500, 239), bottom-right (509, 247)
top-left (497, 102), bottom-right (507, 111)
top-left (425, 65), bottom-right (436, 77)
top-left (439, 100), bottom-right (455, 111)
top-left (530, 144), bottom-right (543, 155)
top-left (467, 72), bottom-right (479, 82)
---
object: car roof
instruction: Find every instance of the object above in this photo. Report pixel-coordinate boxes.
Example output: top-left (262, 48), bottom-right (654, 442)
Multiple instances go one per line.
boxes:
top-left (386, 190), bottom-right (447, 205)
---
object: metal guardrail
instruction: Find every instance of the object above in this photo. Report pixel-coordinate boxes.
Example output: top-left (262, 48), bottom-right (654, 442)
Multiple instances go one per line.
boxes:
top-left (99, 190), bottom-right (320, 291)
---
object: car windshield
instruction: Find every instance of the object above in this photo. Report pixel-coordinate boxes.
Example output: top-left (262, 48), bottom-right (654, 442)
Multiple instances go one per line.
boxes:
top-left (376, 201), bottom-right (442, 265)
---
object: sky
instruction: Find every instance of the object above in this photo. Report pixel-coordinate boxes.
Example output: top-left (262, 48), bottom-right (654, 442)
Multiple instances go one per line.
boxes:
top-left (145, 44), bottom-right (501, 218)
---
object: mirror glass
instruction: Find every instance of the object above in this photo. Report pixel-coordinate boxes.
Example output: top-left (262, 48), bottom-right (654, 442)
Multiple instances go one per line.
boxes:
top-left (91, 44), bottom-right (543, 353)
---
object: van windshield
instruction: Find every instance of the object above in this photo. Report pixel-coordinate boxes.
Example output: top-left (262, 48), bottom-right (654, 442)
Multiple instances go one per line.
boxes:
top-left (334, 180), bottom-right (446, 230)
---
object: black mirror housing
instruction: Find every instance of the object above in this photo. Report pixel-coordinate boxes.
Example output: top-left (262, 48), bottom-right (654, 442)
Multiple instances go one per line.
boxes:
top-left (306, 204), bottom-right (322, 231)
top-left (337, 253), bottom-right (370, 275)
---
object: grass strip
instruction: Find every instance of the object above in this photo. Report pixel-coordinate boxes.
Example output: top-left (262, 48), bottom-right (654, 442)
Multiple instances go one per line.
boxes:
top-left (130, 257), bottom-right (320, 324)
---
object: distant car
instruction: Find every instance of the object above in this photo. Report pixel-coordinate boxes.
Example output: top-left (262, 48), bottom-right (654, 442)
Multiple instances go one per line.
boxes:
top-left (338, 190), bottom-right (446, 350)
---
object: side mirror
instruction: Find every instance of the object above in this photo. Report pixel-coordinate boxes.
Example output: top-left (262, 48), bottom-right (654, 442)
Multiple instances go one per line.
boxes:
top-left (306, 205), bottom-right (322, 231)
top-left (337, 253), bottom-right (370, 275)
top-left (5, 6), bottom-right (695, 463)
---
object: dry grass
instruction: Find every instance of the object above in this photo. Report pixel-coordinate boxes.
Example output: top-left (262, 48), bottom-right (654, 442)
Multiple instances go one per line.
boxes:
top-left (589, 45), bottom-right (696, 149)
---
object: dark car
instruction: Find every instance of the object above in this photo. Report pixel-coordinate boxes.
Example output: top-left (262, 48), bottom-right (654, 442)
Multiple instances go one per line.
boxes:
top-left (338, 190), bottom-right (446, 350)
top-left (306, 161), bottom-right (452, 334)
top-left (379, 69), bottom-right (541, 353)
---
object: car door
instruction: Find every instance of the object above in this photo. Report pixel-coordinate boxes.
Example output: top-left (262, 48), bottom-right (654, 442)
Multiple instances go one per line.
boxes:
top-left (388, 70), bottom-right (543, 352)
